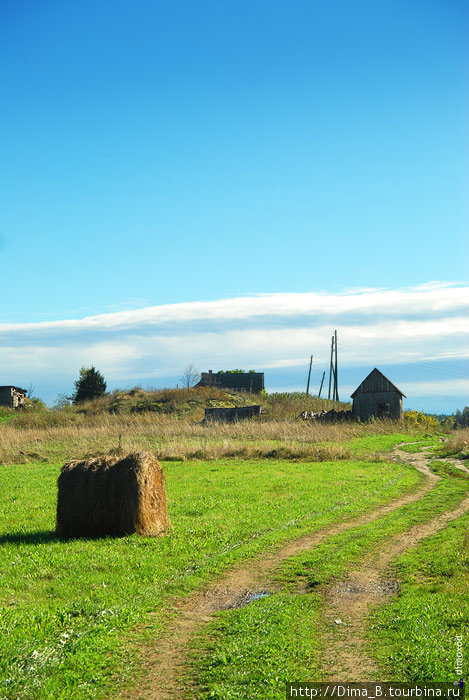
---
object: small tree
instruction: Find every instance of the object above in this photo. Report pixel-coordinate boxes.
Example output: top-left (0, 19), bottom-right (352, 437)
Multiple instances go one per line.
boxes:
top-left (54, 393), bottom-right (72, 410)
top-left (180, 363), bottom-right (200, 389)
top-left (26, 383), bottom-right (35, 398)
top-left (72, 366), bottom-right (107, 404)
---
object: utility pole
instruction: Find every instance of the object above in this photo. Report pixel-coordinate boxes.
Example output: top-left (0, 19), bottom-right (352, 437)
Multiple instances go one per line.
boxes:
top-left (318, 371), bottom-right (325, 398)
top-left (328, 334), bottom-right (334, 400)
top-left (334, 329), bottom-right (339, 402)
top-left (305, 355), bottom-right (313, 396)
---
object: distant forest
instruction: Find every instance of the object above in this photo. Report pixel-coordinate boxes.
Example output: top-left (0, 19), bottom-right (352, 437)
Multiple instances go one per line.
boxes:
top-left (432, 406), bottom-right (469, 428)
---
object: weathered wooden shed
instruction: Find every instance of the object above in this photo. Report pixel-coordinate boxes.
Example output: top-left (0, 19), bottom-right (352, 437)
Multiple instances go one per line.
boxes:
top-left (351, 369), bottom-right (405, 421)
top-left (0, 386), bottom-right (27, 409)
top-left (197, 370), bottom-right (264, 393)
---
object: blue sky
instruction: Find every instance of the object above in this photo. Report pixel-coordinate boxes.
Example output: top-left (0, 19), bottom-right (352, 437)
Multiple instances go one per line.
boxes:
top-left (1, 1), bottom-right (468, 410)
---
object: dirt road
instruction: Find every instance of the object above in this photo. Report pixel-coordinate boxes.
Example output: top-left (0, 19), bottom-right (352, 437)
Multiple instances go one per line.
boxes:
top-left (126, 445), bottom-right (468, 699)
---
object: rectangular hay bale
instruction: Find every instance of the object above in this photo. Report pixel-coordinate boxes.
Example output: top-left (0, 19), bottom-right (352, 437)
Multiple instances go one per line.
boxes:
top-left (56, 451), bottom-right (171, 538)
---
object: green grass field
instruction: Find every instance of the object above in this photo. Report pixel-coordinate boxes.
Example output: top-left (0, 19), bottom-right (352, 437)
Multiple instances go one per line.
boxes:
top-left (0, 452), bottom-right (420, 698)
top-left (1, 420), bottom-right (467, 699)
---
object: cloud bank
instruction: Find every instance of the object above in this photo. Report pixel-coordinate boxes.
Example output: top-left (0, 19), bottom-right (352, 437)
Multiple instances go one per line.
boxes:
top-left (2, 282), bottom-right (468, 411)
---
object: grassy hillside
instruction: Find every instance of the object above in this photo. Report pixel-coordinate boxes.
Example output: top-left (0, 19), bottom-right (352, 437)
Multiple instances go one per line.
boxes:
top-left (25, 387), bottom-right (350, 421)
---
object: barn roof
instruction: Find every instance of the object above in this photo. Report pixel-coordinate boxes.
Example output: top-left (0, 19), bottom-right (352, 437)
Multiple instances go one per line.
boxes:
top-left (350, 368), bottom-right (406, 399)
top-left (0, 386), bottom-right (27, 393)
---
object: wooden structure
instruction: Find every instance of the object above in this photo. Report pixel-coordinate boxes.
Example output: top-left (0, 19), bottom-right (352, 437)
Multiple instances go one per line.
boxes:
top-left (0, 386), bottom-right (27, 409)
top-left (301, 409), bottom-right (353, 423)
top-left (351, 369), bottom-right (405, 421)
top-left (204, 405), bottom-right (262, 423)
top-left (197, 370), bottom-right (264, 393)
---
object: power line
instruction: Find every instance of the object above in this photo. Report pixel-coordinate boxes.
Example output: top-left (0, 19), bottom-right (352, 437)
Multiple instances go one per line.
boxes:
top-left (339, 341), bottom-right (468, 379)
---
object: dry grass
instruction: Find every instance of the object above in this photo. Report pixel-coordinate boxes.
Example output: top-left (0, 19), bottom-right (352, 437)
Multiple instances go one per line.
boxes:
top-left (0, 412), bottom-right (412, 465)
top-left (438, 427), bottom-right (469, 459)
top-left (56, 452), bottom-right (171, 538)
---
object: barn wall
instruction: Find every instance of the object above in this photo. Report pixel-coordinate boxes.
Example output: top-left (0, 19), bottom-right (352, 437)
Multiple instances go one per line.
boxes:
top-left (199, 372), bottom-right (264, 392)
top-left (0, 387), bottom-right (26, 409)
top-left (204, 405), bottom-right (262, 422)
top-left (12, 390), bottom-right (26, 408)
top-left (0, 388), bottom-right (13, 408)
top-left (352, 391), bottom-right (402, 421)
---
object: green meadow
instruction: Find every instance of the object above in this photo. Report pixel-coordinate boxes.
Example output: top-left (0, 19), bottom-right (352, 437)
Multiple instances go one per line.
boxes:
top-left (0, 416), bottom-right (467, 699)
top-left (1, 451), bottom-right (419, 698)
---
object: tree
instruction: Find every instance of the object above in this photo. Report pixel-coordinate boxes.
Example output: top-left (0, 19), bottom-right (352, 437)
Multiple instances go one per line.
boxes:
top-left (54, 393), bottom-right (72, 410)
top-left (454, 407), bottom-right (469, 428)
top-left (72, 366), bottom-right (107, 404)
top-left (180, 363), bottom-right (200, 389)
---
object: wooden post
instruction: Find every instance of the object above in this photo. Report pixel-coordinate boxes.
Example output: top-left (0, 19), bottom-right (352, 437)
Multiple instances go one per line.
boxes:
top-left (306, 355), bottom-right (313, 396)
top-left (334, 329), bottom-right (339, 402)
top-left (318, 371), bottom-right (325, 398)
top-left (328, 335), bottom-right (334, 400)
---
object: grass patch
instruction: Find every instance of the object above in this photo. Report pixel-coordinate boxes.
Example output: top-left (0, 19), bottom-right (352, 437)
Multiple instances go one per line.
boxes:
top-left (370, 512), bottom-right (469, 680)
top-left (435, 428), bottom-right (469, 461)
top-left (429, 460), bottom-right (467, 479)
top-left (0, 408), bottom-right (16, 425)
top-left (341, 433), bottom-right (435, 456)
top-left (0, 456), bottom-right (417, 698)
top-left (190, 593), bottom-right (323, 699)
top-left (397, 438), bottom-right (441, 453)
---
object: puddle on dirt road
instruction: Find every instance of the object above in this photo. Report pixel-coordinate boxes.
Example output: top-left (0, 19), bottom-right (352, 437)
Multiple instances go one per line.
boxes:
top-left (225, 591), bottom-right (271, 609)
top-left (331, 578), bottom-right (400, 598)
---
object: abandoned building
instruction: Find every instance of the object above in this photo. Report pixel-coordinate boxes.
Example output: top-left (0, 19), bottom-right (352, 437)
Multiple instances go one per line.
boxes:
top-left (196, 370), bottom-right (264, 393)
top-left (204, 405), bottom-right (262, 423)
top-left (0, 386), bottom-right (27, 409)
top-left (351, 368), bottom-right (405, 421)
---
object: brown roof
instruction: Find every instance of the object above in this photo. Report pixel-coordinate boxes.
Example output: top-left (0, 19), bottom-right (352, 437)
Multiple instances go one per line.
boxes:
top-left (350, 368), bottom-right (406, 399)
top-left (0, 386), bottom-right (27, 394)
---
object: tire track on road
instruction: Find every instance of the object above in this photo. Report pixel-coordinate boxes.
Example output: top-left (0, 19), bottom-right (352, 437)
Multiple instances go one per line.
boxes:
top-left (320, 449), bottom-right (469, 681)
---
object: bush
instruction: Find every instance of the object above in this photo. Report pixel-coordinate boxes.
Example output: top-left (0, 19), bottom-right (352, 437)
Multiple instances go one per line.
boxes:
top-left (23, 397), bottom-right (47, 411)
top-left (403, 410), bottom-right (439, 432)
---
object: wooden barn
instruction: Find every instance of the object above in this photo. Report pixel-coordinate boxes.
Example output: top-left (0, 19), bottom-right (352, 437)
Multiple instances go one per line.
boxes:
top-left (351, 368), bottom-right (405, 421)
top-left (0, 386), bottom-right (27, 409)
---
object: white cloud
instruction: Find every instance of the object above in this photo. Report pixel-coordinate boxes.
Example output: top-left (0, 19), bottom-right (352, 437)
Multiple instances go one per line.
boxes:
top-left (0, 282), bottom-right (467, 408)
top-left (400, 378), bottom-right (469, 397)
top-left (0, 282), bottom-right (467, 336)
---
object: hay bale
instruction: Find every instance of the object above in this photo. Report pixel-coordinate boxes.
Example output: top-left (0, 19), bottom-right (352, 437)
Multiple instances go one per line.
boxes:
top-left (56, 452), bottom-right (171, 538)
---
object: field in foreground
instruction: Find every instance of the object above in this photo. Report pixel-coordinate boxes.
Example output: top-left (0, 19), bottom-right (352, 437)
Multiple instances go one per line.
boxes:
top-left (0, 434), bottom-right (420, 698)
top-left (1, 424), bottom-right (468, 699)
top-left (189, 461), bottom-right (469, 697)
